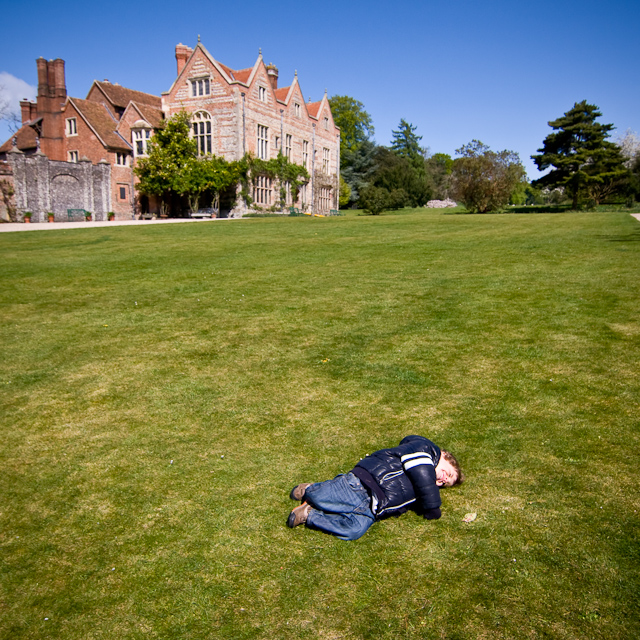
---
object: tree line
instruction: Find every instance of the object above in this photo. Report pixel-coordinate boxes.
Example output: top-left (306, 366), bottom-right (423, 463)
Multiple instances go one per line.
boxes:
top-left (330, 95), bottom-right (640, 213)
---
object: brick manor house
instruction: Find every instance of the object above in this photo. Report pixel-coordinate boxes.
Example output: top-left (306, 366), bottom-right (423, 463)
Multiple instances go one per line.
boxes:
top-left (0, 41), bottom-right (340, 220)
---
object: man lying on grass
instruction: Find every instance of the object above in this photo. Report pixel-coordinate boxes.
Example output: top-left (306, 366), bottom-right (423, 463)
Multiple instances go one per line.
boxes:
top-left (287, 435), bottom-right (464, 540)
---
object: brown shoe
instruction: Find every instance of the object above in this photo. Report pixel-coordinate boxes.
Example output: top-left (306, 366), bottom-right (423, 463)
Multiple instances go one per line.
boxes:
top-left (289, 483), bottom-right (313, 501)
top-left (287, 502), bottom-right (311, 528)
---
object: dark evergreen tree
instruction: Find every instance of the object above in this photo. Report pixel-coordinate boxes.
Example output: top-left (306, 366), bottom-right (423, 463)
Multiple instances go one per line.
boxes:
top-left (390, 119), bottom-right (424, 171)
top-left (532, 101), bottom-right (629, 208)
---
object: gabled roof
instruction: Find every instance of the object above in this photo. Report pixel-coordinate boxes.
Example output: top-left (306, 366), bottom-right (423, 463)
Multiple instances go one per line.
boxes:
top-left (0, 124), bottom-right (37, 154)
top-left (116, 101), bottom-right (163, 138)
top-left (133, 102), bottom-right (163, 128)
top-left (89, 81), bottom-right (161, 110)
top-left (68, 98), bottom-right (131, 150)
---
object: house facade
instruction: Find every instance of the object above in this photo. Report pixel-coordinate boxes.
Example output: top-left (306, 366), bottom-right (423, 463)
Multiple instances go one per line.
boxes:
top-left (163, 42), bottom-right (340, 215)
top-left (1, 43), bottom-right (339, 219)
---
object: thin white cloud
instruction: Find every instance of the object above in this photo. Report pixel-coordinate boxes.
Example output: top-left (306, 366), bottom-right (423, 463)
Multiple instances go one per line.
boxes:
top-left (0, 71), bottom-right (37, 107)
top-left (0, 72), bottom-right (36, 141)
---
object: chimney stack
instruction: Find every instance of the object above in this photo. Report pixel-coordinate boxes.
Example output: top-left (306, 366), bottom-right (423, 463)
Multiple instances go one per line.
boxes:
top-left (266, 63), bottom-right (278, 91)
top-left (37, 57), bottom-right (48, 98)
top-left (175, 44), bottom-right (193, 76)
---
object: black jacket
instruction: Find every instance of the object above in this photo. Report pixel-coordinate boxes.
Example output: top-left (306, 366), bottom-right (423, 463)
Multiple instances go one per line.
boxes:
top-left (351, 435), bottom-right (442, 520)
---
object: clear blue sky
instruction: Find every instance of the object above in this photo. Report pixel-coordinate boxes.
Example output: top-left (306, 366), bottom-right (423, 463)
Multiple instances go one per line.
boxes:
top-left (2, 0), bottom-right (638, 179)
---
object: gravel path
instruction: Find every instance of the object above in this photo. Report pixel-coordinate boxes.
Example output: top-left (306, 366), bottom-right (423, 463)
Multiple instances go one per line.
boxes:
top-left (0, 217), bottom-right (232, 233)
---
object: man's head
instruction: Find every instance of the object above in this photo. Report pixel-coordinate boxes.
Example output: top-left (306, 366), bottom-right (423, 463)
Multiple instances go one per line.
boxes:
top-left (435, 450), bottom-right (464, 487)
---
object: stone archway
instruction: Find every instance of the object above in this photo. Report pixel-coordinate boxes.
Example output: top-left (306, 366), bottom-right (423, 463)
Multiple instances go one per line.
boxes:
top-left (51, 173), bottom-right (83, 219)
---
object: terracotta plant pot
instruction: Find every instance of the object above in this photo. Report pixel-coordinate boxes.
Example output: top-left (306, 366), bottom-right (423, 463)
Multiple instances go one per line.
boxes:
top-left (48, 216), bottom-right (55, 223)
top-left (24, 218), bottom-right (31, 224)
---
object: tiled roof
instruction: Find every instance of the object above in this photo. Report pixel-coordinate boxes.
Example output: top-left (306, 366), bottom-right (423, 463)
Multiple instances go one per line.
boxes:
top-left (71, 98), bottom-right (131, 150)
top-left (217, 62), bottom-right (235, 80)
top-left (274, 86), bottom-right (290, 102)
top-left (93, 81), bottom-right (161, 109)
top-left (307, 101), bottom-right (321, 118)
top-left (0, 124), bottom-right (38, 154)
top-left (233, 68), bottom-right (252, 84)
top-left (135, 103), bottom-right (163, 128)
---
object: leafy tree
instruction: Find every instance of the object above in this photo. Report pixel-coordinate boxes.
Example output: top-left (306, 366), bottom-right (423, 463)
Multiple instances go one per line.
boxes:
top-left (424, 153), bottom-right (453, 200)
top-left (390, 119), bottom-right (424, 171)
top-left (329, 95), bottom-right (375, 156)
top-left (451, 140), bottom-right (526, 213)
top-left (339, 175), bottom-right (351, 208)
top-left (370, 147), bottom-right (431, 207)
top-left (135, 111), bottom-right (197, 212)
top-left (359, 185), bottom-right (390, 215)
top-left (178, 155), bottom-right (240, 213)
top-left (616, 129), bottom-right (640, 168)
top-left (532, 101), bottom-right (629, 208)
top-left (329, 96), bottom-right (375, 207)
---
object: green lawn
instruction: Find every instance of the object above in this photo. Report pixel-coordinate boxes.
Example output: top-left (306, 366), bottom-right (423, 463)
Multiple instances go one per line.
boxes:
top-left (1, 208), bottom-right (639, 639)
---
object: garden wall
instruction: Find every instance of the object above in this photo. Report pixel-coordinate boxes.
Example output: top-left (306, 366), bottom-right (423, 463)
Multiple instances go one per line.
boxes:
top-left (5, 148), bottom-right (111, 222)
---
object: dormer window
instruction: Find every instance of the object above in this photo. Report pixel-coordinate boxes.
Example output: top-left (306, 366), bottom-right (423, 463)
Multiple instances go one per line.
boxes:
top-left (115, 152), bottom-right (129, 166)
top-left (258, 86), bottom-right (266, 102)
top-left (66, 118), bottom-right (77, 136)
top-left (191, 78), bottom-right (210, 97)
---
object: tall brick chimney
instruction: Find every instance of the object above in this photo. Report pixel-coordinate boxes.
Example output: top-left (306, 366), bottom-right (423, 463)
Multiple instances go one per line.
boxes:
top-left (34, 57), bottom-right (67, 160)
top-left (266, 63), bottom-right (278, 91)
top-left (175, 44), bottom-right (193, 76)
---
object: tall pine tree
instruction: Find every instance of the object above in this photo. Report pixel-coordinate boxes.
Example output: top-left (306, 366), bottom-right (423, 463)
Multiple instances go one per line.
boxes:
top-left (532, 101), bottom-right (629, 208)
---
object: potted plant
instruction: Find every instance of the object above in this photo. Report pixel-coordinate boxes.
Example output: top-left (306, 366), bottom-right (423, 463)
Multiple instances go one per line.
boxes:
top-left (84, 211), bottom-right (92, 222)
top-left (47, 212), bottom-right (55, 223)
top-left (107, 212), bottom-right (115, 221)
top-left (23, 212), bottom-right (32, 223)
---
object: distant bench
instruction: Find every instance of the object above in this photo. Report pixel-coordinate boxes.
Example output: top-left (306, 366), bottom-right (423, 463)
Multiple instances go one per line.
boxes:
top-left (190, 208), bottom-right (217, 219)
top-left (67, 209), bottom-right (87, 222)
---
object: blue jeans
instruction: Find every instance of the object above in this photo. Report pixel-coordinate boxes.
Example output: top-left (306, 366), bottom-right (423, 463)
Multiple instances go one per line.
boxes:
top-left (304, 473), bottom-right (375, 541)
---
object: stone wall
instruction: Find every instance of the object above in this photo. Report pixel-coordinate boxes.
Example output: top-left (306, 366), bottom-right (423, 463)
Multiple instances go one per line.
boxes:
top-left (5, 148), bottom-right (111, 222)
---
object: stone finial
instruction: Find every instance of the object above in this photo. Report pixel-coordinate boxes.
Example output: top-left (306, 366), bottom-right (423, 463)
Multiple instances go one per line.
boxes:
top-left (36, 136), bottom-right (40, 151)
top-left (295, 70), bottom-right (298, 77)
top-left (198, 34), bottom-right (201, 43)
top-left (259, 48), bottom-right (262, 56)
top-left (12, 136), bottom-right (17, 147)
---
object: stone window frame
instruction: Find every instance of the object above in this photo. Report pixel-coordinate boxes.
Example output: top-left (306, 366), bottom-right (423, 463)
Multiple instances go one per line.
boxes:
top-left (68, 150), bottom-right (79, 163)
top-left (190, 76), bottom-right (211, 97)
top-left (257, 124), bottom-right (269, 160)
top-left (302, 140), bottom-right (309, 169)
top-left (115, 152), bottom-right (128, 166)
top-left (133, 128), bottom-right (151, 157)
top-left (118, 184), bottom-right (128, 201)
top-left (258, 86), bottom-right (267, 102)
top-left (324, 117), bottom-right (329, 130)
top-left (319, 186), bottom-right (331, 211)
top-left (253, 174), bottom-right (272, 205)
top-left (192, 111), bottom-right (212, 155)
top-left (294, 102), bottom-right (301, 118)
top-left (66, 117), bottom-right (77, 137)
top-left (322, 147), bottom-right (330, 174)
top-left (285, 134), bottom-right (292, 160)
